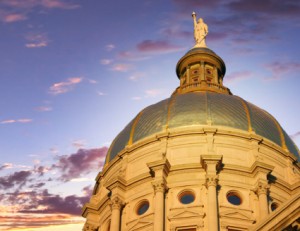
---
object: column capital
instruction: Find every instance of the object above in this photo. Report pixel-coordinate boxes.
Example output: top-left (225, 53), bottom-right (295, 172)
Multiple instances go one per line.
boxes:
top-left (152, 179), bottom-right (167, 194)
top-left (110, 195), bottom-right (124, 210)
top-left (83, 223), bottom-right (98, 231)
top-left (255, 181), bottom-right (270, 196)
top-left (205, 174), bottom-right (219, 188)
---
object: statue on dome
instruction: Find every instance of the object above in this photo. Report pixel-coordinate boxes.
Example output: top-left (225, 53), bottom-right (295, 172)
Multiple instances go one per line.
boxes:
top-left (192, 12), bottom-right (208, 47)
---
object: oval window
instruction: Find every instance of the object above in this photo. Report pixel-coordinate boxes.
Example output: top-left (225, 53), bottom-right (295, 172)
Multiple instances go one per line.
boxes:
top-left (227, 191), bottom-right (242, 205)
top-left (270, 202), bottom-right (278, 211)
top-left (178, 190), bottom-right (195, 204)
top-left (136, 200), bottom-right (149, 215)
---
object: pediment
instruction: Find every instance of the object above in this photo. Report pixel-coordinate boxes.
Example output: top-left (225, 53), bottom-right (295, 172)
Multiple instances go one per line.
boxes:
top-left (127, 216), bottom-right (153, 231)
top-left (220, 209), bottom-right (253, 220)
top-left (169, 208), bottom-right (204, 220)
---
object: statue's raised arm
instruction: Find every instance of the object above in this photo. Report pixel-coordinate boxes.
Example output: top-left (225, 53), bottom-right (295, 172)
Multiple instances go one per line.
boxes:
top-left (192, 12), bottom-right (208, 48)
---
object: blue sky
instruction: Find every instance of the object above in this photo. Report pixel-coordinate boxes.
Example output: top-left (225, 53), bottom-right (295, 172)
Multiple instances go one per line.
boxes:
top-left (0, 0), bottom-right (299, 230)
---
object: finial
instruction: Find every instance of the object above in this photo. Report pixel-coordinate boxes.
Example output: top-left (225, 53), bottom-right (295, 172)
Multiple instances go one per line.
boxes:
top-left (192, 12), bottom-right (208, 48)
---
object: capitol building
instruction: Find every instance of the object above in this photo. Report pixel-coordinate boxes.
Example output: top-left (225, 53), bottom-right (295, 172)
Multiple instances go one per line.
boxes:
top-left (82, 14), bottom-right (300, 231)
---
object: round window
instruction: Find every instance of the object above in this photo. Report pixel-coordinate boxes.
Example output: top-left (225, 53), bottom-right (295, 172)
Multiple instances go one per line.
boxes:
top-left (270, 202), bottom-right (278, 211)
top-left (136, 200), bottom-right (149, 215)
top-left (178, 190), bottom-right (195, 204)
top-left (227, 191), bottom-right (242, 205)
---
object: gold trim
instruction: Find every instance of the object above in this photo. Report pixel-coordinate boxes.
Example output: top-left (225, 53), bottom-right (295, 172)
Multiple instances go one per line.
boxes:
top-left (127, 110), bottom-right (144, 146)
top-left (267, 112), bottom-right (288, 150)
top-left (165, 91), bottom-right (178, 130)
top-left (239, 97), bottom-right (253, 133)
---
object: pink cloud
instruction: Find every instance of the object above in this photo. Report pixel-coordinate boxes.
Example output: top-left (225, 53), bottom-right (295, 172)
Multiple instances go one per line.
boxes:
top-left (52, 147), bottom-right (108, 181)
top-left (3, 13), bottom-right (27, 23)
top-left (0, 163), bottom-right (13, 171)
top-left (49, 77), bottom-right (83, 95)
top-left (100, 59), bottom-right (113, 65)
top-left (72, 139), bottom-right (86, 149)
top-left (129, 72), bottom-right (145, 81)
top-left (41, 0), bottom-right (80, 9)
top-left (111, 63), bottom-right (133, 72)
top-left (25, 32), bottom-right (49, 48)
top-left (0, 118), bottom-right (32, 124)
top-left (137, 40), bottom-right (184, 54)
top-left (0, 0), bottom-right (80, 23)
top-left (35, 106), bottom-right (53, 112)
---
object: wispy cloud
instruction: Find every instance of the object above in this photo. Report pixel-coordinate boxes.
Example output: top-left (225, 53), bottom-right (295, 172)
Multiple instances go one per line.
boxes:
top-left (290, 131), bottom-right (300, 140)
top-left (129, 72), bottom-right (145, 81)
top-left (137, 39), bottom-right (184, 54)
top-left (35, 106), bottom-right (53, 112)
top-left (2, 13), bottom-right (27, 23)
top-left (97, 91), bottom-right (106, 96)
top-left (0, 163), bottom-right (13, 171)
top-left (105, 44), bottom-right (115, 51)
top-left (117, 51), bottom-right (150, 61)
top-left (72, 140), bottom-right (86, 149)
top-left (111, 64), bottom-right (133, 72)
top-left (225, 71), bottom-right (253, 83)
top-left (0, 119), bottom-right (32, 124)
top-left (145, 89), bottom-right (163, 98)
top-left (49, 77), bottom-right (83, 95)
top-left (263, 61), bottom-right (300, 81)
top-left (100, 59), bottom-right (113, 65)
top-left (0, 0), bottom-right (80, 23)
top-left (131, 96), bottom-right (142, 101)
top-left (25, 32), bottom-right (49, 48)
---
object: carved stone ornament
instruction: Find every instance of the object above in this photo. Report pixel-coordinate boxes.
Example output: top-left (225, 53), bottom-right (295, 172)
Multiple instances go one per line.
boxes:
top-left (83, 223), bottom-right (98, 231)
top-left (255, 181), bottom-right (270, 196)
top-left (111, 196), bottom-right (123, 210)
top-left (205, 175), bottom-right (219, 187)
top-left (152, 180), bottom-right (167, 193)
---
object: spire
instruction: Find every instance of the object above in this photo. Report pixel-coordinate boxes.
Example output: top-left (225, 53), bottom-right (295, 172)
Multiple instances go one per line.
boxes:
top-left (175, 12), bottom-right (231, 95)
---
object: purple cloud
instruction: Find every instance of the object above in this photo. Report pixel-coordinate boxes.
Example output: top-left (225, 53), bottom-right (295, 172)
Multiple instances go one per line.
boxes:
top-left (263, 61), bottom-right (300, 80)
top-left (137, 40), bottom-right (184, 54)
top-left (52, 147), bottom-right (108, 181)
top-left (0, 170), bottom-right (32, 189)
top-left (0, 0), bottom-right (80, 23)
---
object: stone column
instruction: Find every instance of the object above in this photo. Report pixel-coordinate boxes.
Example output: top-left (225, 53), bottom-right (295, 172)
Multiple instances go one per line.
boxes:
top-left (152, 180), bottom-right (167, 231)
top-left (110, 196), bottom-right (123, 231)
top-left (201, 155), bottom-right (222, 231)
top-left (255, 181), bottom-right (269, 219)
top-left (147, 158), bottom-right (171, 231)
top-left (205, 175), bottom-right (219, 231)
top-left (105, 176), bottom-right (126, 231)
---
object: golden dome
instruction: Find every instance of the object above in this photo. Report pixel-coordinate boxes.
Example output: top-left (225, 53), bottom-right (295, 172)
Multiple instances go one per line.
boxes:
top-left (105, 47), bottom-right (299, 163)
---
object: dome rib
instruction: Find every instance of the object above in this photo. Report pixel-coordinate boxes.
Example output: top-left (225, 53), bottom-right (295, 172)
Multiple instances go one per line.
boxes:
top-left (238, 97), bottom-right (253, 133)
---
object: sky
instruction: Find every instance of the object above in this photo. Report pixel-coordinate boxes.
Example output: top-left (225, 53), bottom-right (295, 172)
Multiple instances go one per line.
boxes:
top-left (0, 0), bottom-right (300, 230)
